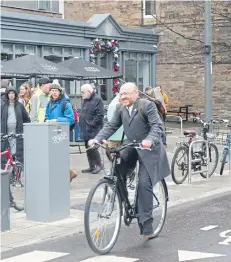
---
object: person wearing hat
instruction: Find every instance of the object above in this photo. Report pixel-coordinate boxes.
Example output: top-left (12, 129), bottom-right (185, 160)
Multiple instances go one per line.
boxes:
top-left (30, 77), bottom-right (52, 123)
top-left (45, 83), bottom-right (77, 182)
top-left (45, 83), bottom-right (74, 125)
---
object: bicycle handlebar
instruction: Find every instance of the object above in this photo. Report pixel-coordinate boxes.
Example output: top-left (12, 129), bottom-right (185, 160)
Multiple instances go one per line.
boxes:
top-left (192, 117), bottom-right (229, 125)
top-left (0, 133), bottom-right (24, 141)
top-left (86, 141), bottom-right (152, 153)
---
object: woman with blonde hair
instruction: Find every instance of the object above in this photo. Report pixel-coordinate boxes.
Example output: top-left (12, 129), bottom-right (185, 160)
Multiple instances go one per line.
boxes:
top-left (19, 81), bottom-right (32, 114)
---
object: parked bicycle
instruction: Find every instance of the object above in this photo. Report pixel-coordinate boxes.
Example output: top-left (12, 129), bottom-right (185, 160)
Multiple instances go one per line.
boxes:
top-left (84, 142), bottom-right (168, 255)
top-left (220, 123), bottom-right (231, 175)
top-left (1, 133), bottom-right (24, 211)
top-left (171, 117), bottom-right (220, 184)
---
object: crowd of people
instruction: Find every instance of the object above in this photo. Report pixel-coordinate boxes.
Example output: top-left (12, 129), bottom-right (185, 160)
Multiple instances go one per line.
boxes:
top-left (1, 79), bottom-right (169, 177)
top-left (1, 78), bottom-right (169, 238)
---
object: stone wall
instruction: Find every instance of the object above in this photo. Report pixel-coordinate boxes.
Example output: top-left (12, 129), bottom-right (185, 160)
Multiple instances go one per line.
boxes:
top-left (64, 0), bottom-right (142, 27)
top-left (156, 0), bottom-right (231, 117)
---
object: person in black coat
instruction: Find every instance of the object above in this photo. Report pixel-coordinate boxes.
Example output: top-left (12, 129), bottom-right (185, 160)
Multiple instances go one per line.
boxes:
top-left (79, 84), bottom-right (104, 174)
top-left (1, 87), bottom-right (30, 169)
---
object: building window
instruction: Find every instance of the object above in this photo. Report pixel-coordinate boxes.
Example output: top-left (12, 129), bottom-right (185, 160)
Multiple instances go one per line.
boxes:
top-left (1, 53), bottom-right (13, 61)
top-left (44, 55), bottom-right (62, 63)
top-left (37, 0), bottom-right (51, 11)
top-left (143, 0), bottom-right (156, 17)
top-left (124, 52), bottom-right (151, 92)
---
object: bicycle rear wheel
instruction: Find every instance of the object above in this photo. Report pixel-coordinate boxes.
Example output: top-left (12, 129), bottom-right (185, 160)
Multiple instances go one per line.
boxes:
top-left (151, 179), bottom-right (168, 238)
top-left (10, 161), bottom-right (24, 211)
top-left (84, 178), bottom-right (122, 255)
top-left (171, 146), bottom-right (189, 184)
top-left (220, 148), bottom-right (228, 176)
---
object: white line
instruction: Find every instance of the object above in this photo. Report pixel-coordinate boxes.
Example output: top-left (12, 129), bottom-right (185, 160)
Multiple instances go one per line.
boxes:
top-left (2, 251), bottom-right (69, 262)
top-left (200, 225), bottom-right (218, 231)
top-left (80, 256), bottom-right (139, 262)
top-left (178, 250), bottom-right (226, 261)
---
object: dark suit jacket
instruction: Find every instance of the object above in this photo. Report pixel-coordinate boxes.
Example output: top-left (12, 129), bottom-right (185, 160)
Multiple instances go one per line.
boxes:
top-left (95, 98), bottom-right (170, 186)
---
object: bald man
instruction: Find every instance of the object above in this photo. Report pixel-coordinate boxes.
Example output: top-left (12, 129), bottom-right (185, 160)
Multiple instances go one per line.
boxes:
top-left (89, 82), bottom-right (170, 239)
top-left (79, 84), bottom-right (104, 174)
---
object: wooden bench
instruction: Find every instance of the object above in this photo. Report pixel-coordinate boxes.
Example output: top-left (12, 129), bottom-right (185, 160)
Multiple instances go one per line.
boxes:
top-left (167, 103), bottom-right (202, 121)
top-left (167, 110), bottom-right (201, 120)
top-left (70, 140), bottom-right (85, 154)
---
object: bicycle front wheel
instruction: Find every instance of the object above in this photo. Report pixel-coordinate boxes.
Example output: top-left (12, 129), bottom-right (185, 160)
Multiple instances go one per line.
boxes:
top-left (151, 179), bottom-right (168, 238)
top-left (220, 148), bottom-right (228, 176)
top-left (84, 178), bottom-right (122, 255)
top-left (200, 143), bottom-right (219, 178)
top-left (10, 161), bottom-right (24, 211)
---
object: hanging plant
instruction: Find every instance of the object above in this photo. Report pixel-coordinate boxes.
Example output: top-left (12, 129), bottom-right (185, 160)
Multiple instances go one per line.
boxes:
top-left (90, 38), bottom-right (120, 94)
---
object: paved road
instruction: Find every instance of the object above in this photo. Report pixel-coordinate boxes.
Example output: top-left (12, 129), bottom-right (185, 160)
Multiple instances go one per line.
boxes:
top-left (2, 192), bottom-right (231, 262)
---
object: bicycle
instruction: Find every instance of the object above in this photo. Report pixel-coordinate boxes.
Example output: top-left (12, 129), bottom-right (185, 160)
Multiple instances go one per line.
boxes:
top-left (171, 117), bottom-right (219, 184)
top-left (220, 123), bottom-right (231, 175)
top-left (1, 133), bottom-right (24, 211)
top-left (84, 142), bottom-right (168, 255)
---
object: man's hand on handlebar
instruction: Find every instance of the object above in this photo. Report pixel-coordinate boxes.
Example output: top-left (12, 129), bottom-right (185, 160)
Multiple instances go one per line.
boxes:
top-left (141, 140), bottom-right (152, 149)
top-left (88, 139), bottom-right (99, 147)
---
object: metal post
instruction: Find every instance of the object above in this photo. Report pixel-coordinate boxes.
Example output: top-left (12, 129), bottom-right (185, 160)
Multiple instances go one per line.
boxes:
top-left (188, 140), bottom-right (209, 184)
top-left (229, 151), bottom-right (231, 175)
top-left (151, 53), bottom-right (156, 88)
top-left (204, 0), bottom-right (213, 122)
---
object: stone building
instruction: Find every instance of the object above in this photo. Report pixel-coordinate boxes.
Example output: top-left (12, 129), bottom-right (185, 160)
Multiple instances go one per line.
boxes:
top-left (1, 1), bottom-right (158, 106)
top-left (62, 0), bottom-right (231, 116)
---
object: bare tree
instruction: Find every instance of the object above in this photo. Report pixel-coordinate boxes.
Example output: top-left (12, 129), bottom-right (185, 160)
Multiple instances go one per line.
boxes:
top-left (154, 0), bottom-right (231, 66)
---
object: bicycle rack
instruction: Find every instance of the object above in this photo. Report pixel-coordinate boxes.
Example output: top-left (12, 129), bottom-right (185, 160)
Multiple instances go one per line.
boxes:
top-left (166, 115), bottom-right (183, 138)
top-left (188, 140), bottom-right (209, 184)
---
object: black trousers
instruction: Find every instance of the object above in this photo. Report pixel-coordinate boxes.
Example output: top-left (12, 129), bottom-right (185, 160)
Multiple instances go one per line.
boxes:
top-left (117, 147), bottom-right (153, 225)
top-left (84, 140), bottom-right (102, 167)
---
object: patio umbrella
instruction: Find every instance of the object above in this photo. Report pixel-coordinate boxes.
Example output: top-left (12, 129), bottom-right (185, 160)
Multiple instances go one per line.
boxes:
top-left (1, 54), bottom-right (80, 80)
top-left (59, 57), bottom-right (123, 80)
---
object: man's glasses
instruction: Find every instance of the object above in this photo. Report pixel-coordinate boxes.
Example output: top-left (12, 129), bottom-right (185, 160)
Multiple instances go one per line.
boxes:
top-left (119, 92), bottom-right (134, 97)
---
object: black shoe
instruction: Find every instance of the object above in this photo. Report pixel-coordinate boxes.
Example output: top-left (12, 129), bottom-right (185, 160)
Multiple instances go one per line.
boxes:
top-left (81, 167), bottom-right (94, 173)
top-left (143, 219), bottom-right (155, 239)
top-left (92, 165), bottom-right (102, 174)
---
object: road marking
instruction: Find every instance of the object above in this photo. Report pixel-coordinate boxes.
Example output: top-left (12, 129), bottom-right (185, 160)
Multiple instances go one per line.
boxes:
top-left (178, 250), bottom-right (226, 261)
top-left (219, 229), bottom-right (231, 245)
top-left (80, 256), bottom-right (139, 262)
top-left (200, 225), bottom-right (218, 231)
top-left (2, 251), bottom-right (69, 262)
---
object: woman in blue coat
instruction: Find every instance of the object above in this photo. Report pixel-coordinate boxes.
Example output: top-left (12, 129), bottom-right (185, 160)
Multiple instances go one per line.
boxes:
top-left (45, 83), bottom-right (77, 182)
top-left (45, 83), bottom-right (74, 125)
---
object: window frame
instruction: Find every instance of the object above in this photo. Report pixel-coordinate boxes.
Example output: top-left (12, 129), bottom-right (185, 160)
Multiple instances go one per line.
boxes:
top-left (143, 0), bottom-right (156, 18)
top-left (37, 0), bottom-right (52, 11)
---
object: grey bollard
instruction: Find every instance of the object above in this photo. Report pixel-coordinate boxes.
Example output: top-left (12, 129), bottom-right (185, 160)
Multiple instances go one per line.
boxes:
top-left (24, 123), bottom-right (70, 222)
top-left (1, 169), bottom-right (10, 231)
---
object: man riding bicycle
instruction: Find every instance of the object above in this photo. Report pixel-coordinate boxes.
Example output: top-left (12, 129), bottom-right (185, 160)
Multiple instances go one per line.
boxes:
top-left (89, 82), bottom-right (170, 239)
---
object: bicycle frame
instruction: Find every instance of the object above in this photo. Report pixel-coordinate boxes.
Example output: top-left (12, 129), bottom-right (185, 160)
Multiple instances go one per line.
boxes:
top-left (1, 148), bottom-right (13, 171)
top-left (1, 139), bottom-right (21, 181)
top-left (105, 154), bottom-right (138, 215)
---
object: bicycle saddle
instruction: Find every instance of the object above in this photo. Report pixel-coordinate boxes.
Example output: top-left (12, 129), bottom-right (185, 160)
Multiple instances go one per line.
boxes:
top-left (183, 130), bottom-right (196, 136)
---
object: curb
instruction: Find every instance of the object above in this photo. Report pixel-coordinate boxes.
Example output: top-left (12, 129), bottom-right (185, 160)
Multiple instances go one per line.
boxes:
top-left (2, 187), bottom-right (231, 252)
top-left (168, 187), bottom-right (231, 208)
